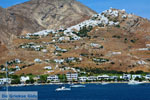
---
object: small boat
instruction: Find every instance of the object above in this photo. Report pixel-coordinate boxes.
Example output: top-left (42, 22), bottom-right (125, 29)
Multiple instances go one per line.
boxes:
top-left (101, 82), bottom-right (110, 85)
top-left (70, 84), bottom-right (86, 88)
top-left (18, 83), bottom-right (26, 87)
top-left (55, 86), bottom-right (71, 91)
top-left (128, 80), bottom-right (144, 85)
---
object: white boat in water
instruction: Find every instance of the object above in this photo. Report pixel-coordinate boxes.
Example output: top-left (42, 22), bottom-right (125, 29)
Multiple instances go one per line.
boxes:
top-left (101, 82), bottom-right (110, 85)
top-left (55, 86), bottom-right (71, 91)
top-left (128, 80), bottom-right (144, 85)
top-left (70, 84), bottom-right (86, 88)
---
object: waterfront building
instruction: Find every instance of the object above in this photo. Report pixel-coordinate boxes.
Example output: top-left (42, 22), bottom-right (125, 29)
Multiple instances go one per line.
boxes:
top-left (0, 78), bottom-right (11, 84)
top-left (20, 76), bottom-right (30, 83)
top-left (97, 75), bottom-right (110, 80)
top-left (78, 76), bottom-right (88, 82)
top-left (47, 75), bottom-right (59, 82)
top-left (66, 72), bottom-right (78, 81)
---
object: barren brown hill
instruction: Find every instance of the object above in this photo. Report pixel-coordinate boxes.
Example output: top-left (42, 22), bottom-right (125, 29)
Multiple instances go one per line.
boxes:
top-left (0, 0), bottom-right (96, 45)
top-left (7, 0), bottom-right (96, 30)
top-left (1, 8), bottom-right (150, 75)
top-left (0, 6), bottom-right (44, 45)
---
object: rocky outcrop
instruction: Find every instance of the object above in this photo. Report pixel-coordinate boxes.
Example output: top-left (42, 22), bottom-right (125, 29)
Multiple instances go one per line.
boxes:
top-left (7, 0), bottom-right (96, 30)
top-left (0, 6), bottom-right (44, 44)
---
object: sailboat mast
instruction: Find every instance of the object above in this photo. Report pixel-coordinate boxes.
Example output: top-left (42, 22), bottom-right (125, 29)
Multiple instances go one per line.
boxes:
top-left (5, 62), bottom-right (9, 100)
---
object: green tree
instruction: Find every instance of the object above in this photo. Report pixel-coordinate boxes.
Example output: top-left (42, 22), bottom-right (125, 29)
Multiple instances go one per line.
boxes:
top-left (75, 26), bottom-right (93, 37)
top-left (11, 78), bottom-right (21, 84)
top-left (26, 78), bottom-right (35, 84)
top-left (39, 75), bottom-right (47, 83)
top-left (58, 74), bottom-right (67, 82)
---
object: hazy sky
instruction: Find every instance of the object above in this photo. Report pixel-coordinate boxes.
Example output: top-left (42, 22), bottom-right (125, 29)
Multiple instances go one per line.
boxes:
top-left (0, 0), bottom-right (149, 18)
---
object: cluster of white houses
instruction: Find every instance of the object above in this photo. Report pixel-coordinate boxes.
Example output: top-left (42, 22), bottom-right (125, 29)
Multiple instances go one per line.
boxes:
top-left (37, 73), bottom-right (150, 83)
top-left (45, 73), bottom-right (150, 83)
top-left (1, 73), bottom-right (150, 84)
top-left (19, 42), bottom-right (45, 51)
top-left (19, 8), bottom-right (127, 43)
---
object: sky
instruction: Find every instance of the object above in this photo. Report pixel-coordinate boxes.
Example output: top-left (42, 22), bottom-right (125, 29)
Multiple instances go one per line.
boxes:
top-left (0, 0), bottom-right (149, 18)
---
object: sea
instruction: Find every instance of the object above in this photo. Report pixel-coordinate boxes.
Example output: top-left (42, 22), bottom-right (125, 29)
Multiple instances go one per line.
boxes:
top-left (0, 83), bottom-right (150, 100)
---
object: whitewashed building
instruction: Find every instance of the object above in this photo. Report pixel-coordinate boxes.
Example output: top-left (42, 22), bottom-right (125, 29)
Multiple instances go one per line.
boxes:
top-left (109, 76), bottom-right (118, 80)
top-left (145, 74), bottom-right (150, 79)
top-left (66, 72), bottom-right (78, 81)
top-left (47, 75), bottom-right (59, 82)
top-left (44, 66), bottom-right (52, 70)
top-left (20, 76), bottom-right (30, 83)
top-left (54, 59), bottom-right (64, 64)
top-left (122, 74), bottom-right (131, 80)
top-left (34, 59), bottom-right (42, 63)
top-left (87, 76), bottom-right (97, 81)
top-left (132, 75), bottom-right (142, 80)
top-left (0, 78), bottom-right (11, 84)
top-left (79, 76), bottom-right (88, 82)
top-left (97, 75), bottom-right (110, 80)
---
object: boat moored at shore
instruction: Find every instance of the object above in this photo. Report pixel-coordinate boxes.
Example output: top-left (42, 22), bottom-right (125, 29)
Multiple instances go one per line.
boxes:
top-left (128, 80), bottom-right (145, 85)
top-left (70, 84), bottom-right (86, 88)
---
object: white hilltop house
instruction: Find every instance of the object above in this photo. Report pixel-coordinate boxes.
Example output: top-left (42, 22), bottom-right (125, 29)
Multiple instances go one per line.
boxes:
top-left (15, 59), bottom-right (21, 64)
top-left (34, 58), bottom-right (42, 63)
top-left (90, 43), bottom-right (103, 48)
top-left (136, 60), bottom-right (147, 65)
top-left (16, 66), bottom-right (21, 71)
top-left (112, 52), bottom-right (122, 55)
top-left (137, 48), bottom-right (149, 51)
top-left (20, 76), bottom-right (30, 83)
top-left (27, 29), bottom-right (55, 36)
top-left (146, 44), bottom-right (150, 47)
top-left (54, 59), bottom-right (64, 64)
top-left (44, 66), bottom-right (52, 70)
top-left (58, 36), bottom-right (70, 41)
top-left (42, 49), bottom-right (48, 53)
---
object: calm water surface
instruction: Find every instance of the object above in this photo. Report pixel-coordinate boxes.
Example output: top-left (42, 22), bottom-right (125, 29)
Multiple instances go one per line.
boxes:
top-left (1, 83), bottom-right (150, 100)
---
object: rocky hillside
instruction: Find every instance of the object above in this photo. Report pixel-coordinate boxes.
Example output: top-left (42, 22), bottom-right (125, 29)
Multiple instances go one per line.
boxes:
top-left (0, 7), bottom-right (44, 45)
top-left (1, 8), bottom-right (150, 75)
top-left (7, 0), bottom-right (96, 31)
top-left (0, 0), bottom-right (96, 45)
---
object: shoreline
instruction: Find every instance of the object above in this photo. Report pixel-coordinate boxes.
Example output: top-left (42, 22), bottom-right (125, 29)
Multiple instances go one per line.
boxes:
top-left (9, 81), bottom-right (150, 87)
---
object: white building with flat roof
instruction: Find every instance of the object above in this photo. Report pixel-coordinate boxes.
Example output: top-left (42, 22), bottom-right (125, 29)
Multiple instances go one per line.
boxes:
top-left (44, 66), bottom-right (52, 70)
top-left (20, 76), bottom-right (30, 83)
top-left (123, 74), bottom-right (131, 80)
top-left (97, 75), bottom-right (110, 80)
top-left (47, 75), bottom-right (59, 82)
top-left (0, 78), bottom-right (11, 84)
top-left (145, 74), bottom-right (150, 79)
top-left (66, 72), bottom-right (78, 81)
top-left (132, 75), bottom-right (142, 80)
top-left (87, 76), bottom-right (97, 81)
top-left (79, 76), bottom-right (88, 82)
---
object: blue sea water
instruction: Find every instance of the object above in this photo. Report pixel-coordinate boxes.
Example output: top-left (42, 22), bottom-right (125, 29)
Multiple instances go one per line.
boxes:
top-left (1, 83), bottom-right (150, 100)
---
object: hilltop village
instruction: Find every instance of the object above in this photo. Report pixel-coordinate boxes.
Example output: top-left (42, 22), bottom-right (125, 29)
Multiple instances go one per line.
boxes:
top-left (1, 8), bottom-right (150, 85)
